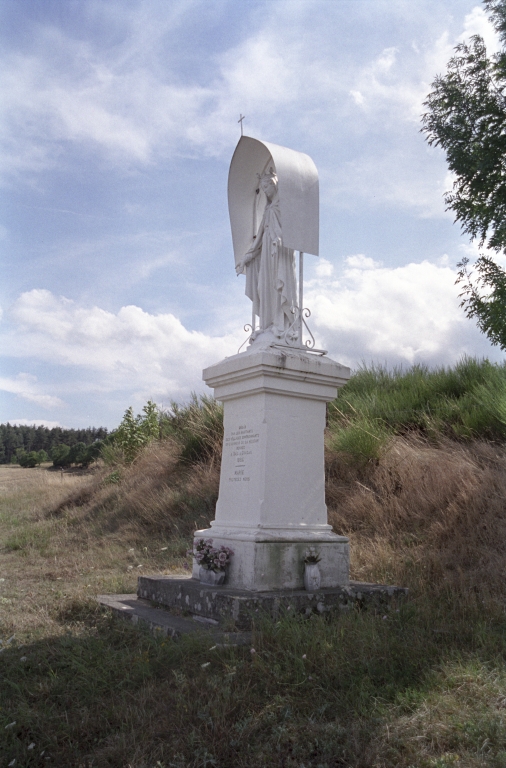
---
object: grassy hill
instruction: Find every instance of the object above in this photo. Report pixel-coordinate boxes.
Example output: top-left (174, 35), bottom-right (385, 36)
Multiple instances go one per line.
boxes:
top-left (2, 358), bottom-right (506, 767)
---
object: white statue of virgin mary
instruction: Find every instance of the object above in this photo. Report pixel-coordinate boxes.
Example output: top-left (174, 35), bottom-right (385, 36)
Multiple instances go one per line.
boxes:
top-left (235, 167), bottom-right (297, 339)
top-left (228, 136), bottom-right (319, 346)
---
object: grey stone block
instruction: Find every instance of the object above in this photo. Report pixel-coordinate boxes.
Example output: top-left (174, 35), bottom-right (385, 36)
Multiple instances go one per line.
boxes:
top-left (137, 575), bottom-right (407, 631)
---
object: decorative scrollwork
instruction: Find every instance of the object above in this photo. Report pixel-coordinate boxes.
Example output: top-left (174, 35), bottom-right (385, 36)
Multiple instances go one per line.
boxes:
top-left (238, 307), bottom-right (323, 354)
top-left (302, 308), bottom-right (316, 349)
top-left (237, 324), bottom-right (254, 354)
top-left (280, 307), bottom-right (300, 347)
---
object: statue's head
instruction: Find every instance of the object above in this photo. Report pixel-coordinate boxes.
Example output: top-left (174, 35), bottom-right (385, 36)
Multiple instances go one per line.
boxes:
top-left (257, 166), bottom-right (278, 201)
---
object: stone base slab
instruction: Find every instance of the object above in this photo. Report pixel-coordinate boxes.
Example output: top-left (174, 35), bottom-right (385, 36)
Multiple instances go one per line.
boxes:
top-left (137, 575), bottom-right (408, 631)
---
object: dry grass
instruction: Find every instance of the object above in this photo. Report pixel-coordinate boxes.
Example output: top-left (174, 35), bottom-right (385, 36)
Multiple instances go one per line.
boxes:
top-left (0, 443), bottom-right (219, 642)
top-left (327, 435), bottom-right (506, 601)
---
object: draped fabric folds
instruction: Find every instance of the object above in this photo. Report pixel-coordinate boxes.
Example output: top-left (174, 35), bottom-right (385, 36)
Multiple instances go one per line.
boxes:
top-left (242, 190), bottom-right (297, 336)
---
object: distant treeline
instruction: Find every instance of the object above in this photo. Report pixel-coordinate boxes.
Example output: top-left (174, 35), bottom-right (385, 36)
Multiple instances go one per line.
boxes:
top-left (0, 423), bottom-right (108, 464)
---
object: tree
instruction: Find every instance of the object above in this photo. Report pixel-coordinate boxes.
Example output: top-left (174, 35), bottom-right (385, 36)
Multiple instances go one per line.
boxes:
top-left (422, 0), bottom-right (506, 349)
top-left (51, 444), bottom-right (71, 468)
top-left (37, 449), bottom-right (49, 465)
top-left (69, 442), bottom-right (88, 466)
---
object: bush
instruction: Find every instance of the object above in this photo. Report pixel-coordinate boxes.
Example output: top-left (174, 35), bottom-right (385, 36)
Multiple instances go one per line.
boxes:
top-left (15, 449), bottom-right (38, 468)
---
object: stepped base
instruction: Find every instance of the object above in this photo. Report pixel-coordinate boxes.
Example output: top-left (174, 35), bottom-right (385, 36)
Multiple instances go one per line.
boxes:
top-left (137, 575), bottom-right (408, 631)
top-left (97, 594), bottom-right (252, 645)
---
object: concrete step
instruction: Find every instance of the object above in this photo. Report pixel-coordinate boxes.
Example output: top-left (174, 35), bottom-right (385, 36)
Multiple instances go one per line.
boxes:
top-left (97, 594), bottom-right (252, 645)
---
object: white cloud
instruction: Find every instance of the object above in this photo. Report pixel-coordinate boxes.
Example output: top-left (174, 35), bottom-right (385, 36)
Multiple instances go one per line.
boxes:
top-left (9, 419), bottom-right (64, 428)
top-left (459, 5), bottom-right (501, 52)
top-left (315, 258), bottom-right (335, 278)
top-left (306, 256), bottom-right (502, 368)
top-left (1, 289), bottom-right (242, 401)
top-left (345, 254), bottom-right (381, 270)
top-left (0, 373), bottom-right (64, 409)
top-left (349, 90), bottom-right (364, 106)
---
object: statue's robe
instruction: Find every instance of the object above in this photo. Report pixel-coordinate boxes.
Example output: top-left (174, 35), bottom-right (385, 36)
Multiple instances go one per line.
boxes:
top-left (244, 190), bottom-right (297, 336)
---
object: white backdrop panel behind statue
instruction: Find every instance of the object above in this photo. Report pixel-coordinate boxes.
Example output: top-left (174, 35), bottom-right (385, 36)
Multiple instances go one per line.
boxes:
top-left (228, 136), bottom-right (319, 266)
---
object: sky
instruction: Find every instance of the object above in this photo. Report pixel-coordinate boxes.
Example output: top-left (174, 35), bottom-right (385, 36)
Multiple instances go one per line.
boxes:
top-left (1, 0), bottom-right (505, 430)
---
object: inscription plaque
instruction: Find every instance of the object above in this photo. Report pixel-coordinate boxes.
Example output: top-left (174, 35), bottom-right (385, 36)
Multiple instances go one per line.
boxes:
top-left (225, 424), bottom-right (259, 483)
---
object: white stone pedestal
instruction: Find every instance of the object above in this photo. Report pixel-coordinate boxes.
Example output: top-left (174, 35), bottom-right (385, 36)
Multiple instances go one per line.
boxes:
top-left (193, 344), bottom-right (351, 592)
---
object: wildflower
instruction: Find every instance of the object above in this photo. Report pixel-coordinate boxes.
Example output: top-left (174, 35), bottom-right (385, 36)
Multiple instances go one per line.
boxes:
top-left (20, 656), bottom-right (27, 662)
top-left (302, 654), bottom-right (307, 659)
top-left (250, 648), bottom-right (256, 655)
top-left (382, 615), bottom-right (387, 620)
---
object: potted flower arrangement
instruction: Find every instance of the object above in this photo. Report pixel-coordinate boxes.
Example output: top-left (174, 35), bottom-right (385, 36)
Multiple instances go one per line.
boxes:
top-left (190, 538), bottom-right (234, 586)
top-left (303, 547), bottom-right (321, 591)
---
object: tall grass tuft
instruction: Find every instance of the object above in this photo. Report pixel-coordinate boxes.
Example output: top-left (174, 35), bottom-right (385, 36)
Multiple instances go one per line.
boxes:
top-left (161, 393), bottom-right (223, 465)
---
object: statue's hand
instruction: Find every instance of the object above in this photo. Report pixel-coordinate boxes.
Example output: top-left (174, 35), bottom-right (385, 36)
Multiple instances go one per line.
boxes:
top-left (237, 252), bottom-right (254, 274)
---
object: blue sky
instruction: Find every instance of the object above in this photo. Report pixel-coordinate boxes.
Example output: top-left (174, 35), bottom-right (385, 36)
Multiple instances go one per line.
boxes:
top-left (1, 0), bottom-right (504, 429)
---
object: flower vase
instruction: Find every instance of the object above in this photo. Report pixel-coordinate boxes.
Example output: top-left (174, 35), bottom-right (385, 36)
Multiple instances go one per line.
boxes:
top-left (304, 563), bottom-right (321, 592)
top-left (199, 566), bottom-right (226, 586)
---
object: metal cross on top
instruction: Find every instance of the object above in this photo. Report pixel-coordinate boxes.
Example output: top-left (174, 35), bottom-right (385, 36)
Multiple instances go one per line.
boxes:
top-left (238, 114), bottom-right (245, 136)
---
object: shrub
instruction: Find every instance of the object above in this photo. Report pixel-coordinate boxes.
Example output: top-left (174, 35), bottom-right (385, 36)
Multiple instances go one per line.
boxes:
top-left (14, 448), bottom-right (49, 468)
top-left (112, 401), bottom-right (160, 464)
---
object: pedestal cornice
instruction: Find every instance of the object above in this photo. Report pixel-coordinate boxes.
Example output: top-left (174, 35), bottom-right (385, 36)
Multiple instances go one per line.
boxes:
top-left (203, 347), bottom-right (350, 402)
